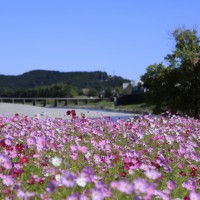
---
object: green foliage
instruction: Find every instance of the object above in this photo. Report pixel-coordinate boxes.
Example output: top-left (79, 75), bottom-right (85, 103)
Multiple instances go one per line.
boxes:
top-left (0, 71), bottom-right (128, 98)
top-left (87, 88), bottom-right (98, 97)
top-left (1, 83), bottom-right (78, 98)
top-left (141, 63), bottom-right (168, 113)
top-left (141, 28), bottom-right (200, 117)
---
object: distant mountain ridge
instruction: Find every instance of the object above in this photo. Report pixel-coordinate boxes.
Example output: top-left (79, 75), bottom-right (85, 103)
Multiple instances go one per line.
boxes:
top-left (0, 70), bottom-right (129, 90)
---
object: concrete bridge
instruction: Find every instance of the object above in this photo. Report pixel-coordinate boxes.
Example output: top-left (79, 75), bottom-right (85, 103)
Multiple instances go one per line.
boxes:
top-left (0, 97), bottom-right (109, 107)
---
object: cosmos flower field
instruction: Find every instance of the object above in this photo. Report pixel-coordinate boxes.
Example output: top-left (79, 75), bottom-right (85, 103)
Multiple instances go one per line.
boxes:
top-left (0, 110), bottom-right (200, 200)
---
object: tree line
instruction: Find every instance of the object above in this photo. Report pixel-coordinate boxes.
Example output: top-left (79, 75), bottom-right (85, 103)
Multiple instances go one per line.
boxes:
top-left (0, 71), bottom-right (129, 98)
top-left (0, 83), bottom-right (78, 98)
top-left (141, 28), bottom-right (200, 118)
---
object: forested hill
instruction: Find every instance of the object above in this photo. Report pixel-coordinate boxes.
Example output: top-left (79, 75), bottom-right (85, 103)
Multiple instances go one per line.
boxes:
top-left (0, 70), bottom-right (129, 90)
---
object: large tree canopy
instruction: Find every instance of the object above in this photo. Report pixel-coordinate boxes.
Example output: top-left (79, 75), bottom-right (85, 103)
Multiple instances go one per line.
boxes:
top-left (141, 28), bottom-right (200, 117)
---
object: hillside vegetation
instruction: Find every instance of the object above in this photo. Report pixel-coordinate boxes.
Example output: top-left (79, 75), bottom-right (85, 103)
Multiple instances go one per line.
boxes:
top-left (0, 70), bottom-right (129, 97)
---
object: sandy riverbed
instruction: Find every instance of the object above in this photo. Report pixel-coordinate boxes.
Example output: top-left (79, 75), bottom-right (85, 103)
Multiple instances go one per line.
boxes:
top-left (0, 103), bottom-right (134, 119)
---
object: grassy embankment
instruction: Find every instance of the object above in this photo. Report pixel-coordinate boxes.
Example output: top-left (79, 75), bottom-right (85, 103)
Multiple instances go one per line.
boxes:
top-left (47, 98), bottom-right (153, 114)
top-left (85, 100), bottom-right (153, 114)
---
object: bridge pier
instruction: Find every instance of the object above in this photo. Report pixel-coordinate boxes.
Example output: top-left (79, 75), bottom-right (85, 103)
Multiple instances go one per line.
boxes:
top-left (33, 100), bottom-right (36, 106)
top-left (54, 99), bottom-right (58, 107)
top-left (43, 99), bottom-right (47, 107)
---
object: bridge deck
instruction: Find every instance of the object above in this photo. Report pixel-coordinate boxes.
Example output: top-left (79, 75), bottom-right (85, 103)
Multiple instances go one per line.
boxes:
top-left (0, 97), bottom-right (109, 107)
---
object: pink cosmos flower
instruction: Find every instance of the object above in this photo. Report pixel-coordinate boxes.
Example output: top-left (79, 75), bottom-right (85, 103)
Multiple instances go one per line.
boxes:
top-left (190, 191), bottom-right (200, 200)
top-left (154, 190), bottom-right (171, 200)
top-left (70, 153), bottom-right (78, 160)
top-left (4, 138), bottom-right (13, 146)
top-left (61, 170), bottom-right (77, 188)
top-left (68, 193), bottom-right (89, 200)
top-left (145, 183), bottom-right (157, 196)
top-left (81, 167), bottom-right (94, 182)
top-left (36, 136), bottom-right (49, 149)
top-left (27, 137), bottom-right (36, 146)
top-left (70, 144), bottom-right (77, 152)
top-left (110, 181), bottom-right (119, 189)
top-left (177, 163), bottom-right (184, 169)
top-left (91, 189), bottom-right (104, 200)
top-left (17, 189), bottom-right (35, 200)
top-left (93, 154), bottom-right (102, 164)
top-left (145, 169), bottom-right (161, 180)
top-left (182, 178), bottom-right (196, 191)
top-left (5, 194), bottom-right (15, 200)
top-left (9, 150), bottom-right (18, 159)
top-left (0, 154), bottom-right (10, 164)
top-left (104, 156), bottom-right (111, 164)
top-left (95, 181), bottom-right (112, 198)
top-left (118, 180), bottom-right (134, 195)
top-left (167, 180), bottom-right (177, 190)
top-left (2, 161), bottom-right (12, 170)
top-left (3, 175), bottom-right (14, 186)
top-left (46, 180), bottom-right (58, 193)
top-left (133, 178), bottom-right (148, 194)
top-left (78, 145), bottom-right (88, 154)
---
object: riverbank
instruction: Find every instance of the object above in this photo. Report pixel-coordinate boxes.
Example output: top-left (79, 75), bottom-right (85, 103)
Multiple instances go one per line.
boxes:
top-left (68, 100), bottom-right (152, 115)
top-left (0, 102), bottom-right (137, 119)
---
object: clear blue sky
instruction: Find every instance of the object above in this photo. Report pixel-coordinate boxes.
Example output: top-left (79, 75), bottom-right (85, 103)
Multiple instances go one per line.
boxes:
top-left (0, 0), bottom-right (200, 80)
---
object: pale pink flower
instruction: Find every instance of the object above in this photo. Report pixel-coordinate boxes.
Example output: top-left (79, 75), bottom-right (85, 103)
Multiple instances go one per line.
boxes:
top-left (70, 152), bottom-right (78, 160)
top-left (91, 189), bottom-right (103, 200)
top-left (182, 178), bottom-right (196, 191)
top-left (70, 144), bottom-right (77, 152)
top-left (177, 163), bottom-right (184, 169)
top-left (146, 183), bottom-right (156, 196)
top-left (80, 167), bottom-right (94, 182)
top-left (110, 181), bottom-right (119, 189)
top-left (118, 180), bottom-right (134, 195)
top-left (2, 161), bottom-right (12, 170)
top-left (61, 170), bottom-right (77, 188)
top-left (27, 137), bottom-right (36, 146)
top-left (93, 154), bottom-right (102, 164)
top-left (145, 169), bottom-right (161, 180)
top-left (167, 180), bottom-right (177, 190)
top-left (78, 145), bottom-right (88, 153)
top-left (0, 154), bottom-right (9, 164)
top-left (4, 138), bottom-right (13, 146)
top-left (190, 191), bottom-right (200, 200)
top-left (17, 189), bottom-right (35, 199)
top-left (133, 178), bottom-right (148, 194)
top-left (3, 175), bottom-right (14, 186)
top-left (37, 136), bottom-right (48, 148)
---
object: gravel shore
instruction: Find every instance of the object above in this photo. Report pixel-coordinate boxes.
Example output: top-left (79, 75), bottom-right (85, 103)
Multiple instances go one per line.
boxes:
top-left (0, 103), bottom-right (134, 119)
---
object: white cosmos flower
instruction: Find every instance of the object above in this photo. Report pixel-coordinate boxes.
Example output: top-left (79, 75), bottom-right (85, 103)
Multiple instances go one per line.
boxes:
top-left (76, 176), bottom-right (87, 187)
top-left (44, 173), bottom-right (49, 177)
top-left (51, 157), bottom-right (62, 167)
top-left (55, 174), bottom-right (61, 182)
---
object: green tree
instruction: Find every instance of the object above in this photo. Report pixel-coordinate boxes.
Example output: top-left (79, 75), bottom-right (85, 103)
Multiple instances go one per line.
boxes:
top-left (141, 28), bottom-right (200, 117)
top-left (165, 28), bottom-right (200, 117)
top-left (141, 63), bottom-right (167, 113)
top-left (87, 88), bottom-right (98, 97)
